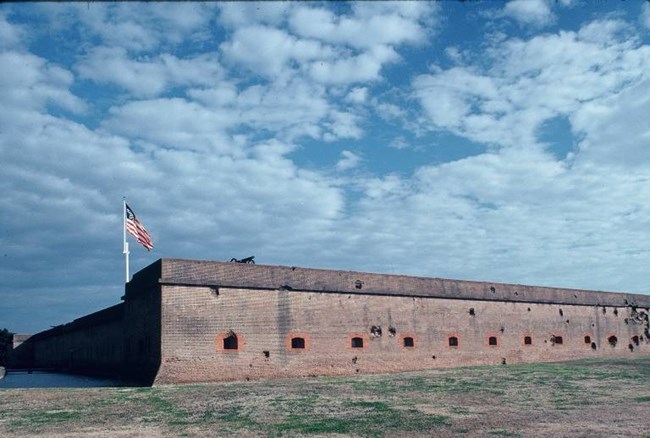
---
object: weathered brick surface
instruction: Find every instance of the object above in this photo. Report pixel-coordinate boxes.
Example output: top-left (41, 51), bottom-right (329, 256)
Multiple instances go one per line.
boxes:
top-left (155, 284), bottom-right (649, 384)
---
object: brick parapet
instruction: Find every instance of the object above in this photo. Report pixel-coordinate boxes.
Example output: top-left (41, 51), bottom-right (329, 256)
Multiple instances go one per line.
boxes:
top-left (159, 258), bottom-right (650, 308)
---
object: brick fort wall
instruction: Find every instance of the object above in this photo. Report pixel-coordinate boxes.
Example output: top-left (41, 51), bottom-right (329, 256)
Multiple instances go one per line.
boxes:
top-left (155, 284), bottom-right (649, 384)
top-left (12, 258), bottom-right (650, 385)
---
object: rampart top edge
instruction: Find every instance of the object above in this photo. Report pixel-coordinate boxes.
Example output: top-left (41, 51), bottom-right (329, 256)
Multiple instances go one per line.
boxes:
top-left (157, 258), bottom-right (650, 308)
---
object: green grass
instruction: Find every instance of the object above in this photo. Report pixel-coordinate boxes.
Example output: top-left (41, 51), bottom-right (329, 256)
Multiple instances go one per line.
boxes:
top-left (19, 409), bottom-right (82, 426)
top-left (488, 429), bottom-right (521, 437)
top-left (273, 403), bottom-right (448, 437)
top-left (1, 355), bottom-right (649, 436)
top-left (449, 405), bottom-right (472, 415)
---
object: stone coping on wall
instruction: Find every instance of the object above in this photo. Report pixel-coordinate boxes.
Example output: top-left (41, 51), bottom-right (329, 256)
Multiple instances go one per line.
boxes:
top-left (150, 258), bottom-right (650, 308)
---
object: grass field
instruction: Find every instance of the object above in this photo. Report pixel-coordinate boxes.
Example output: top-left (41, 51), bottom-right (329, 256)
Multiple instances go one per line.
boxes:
top-left (1, 356), bottom-right (649, 437)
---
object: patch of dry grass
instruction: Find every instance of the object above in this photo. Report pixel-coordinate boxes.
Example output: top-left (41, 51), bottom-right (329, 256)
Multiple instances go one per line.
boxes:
top-left (1, 356), bottom-right (649, 437)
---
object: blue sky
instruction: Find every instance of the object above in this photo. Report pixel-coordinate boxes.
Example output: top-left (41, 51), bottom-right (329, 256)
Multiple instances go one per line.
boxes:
top-left (2, 1), bottom-right (650, 333)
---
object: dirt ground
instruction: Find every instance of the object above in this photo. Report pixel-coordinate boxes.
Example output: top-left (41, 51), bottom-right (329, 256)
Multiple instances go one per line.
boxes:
top-left (1, 355), bottom-right (649, 437)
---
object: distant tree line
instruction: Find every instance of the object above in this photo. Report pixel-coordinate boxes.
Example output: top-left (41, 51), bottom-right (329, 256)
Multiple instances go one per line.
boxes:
top-left (0, 328), bottom-right (12, 366)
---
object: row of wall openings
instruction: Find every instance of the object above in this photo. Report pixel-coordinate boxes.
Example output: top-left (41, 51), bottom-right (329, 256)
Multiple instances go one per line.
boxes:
top-left (222, 332), bottom-right (637, 351)
top-left (450, 335), bottom-right (528, 347)
top-left (221, 333), bottom-right (308, 351)
top-left (350, 336), bottom-right (415, 348)
top-left (448, 334), bottom-right (606, 348)
top-left (221, 333), bottom-right (413, 351)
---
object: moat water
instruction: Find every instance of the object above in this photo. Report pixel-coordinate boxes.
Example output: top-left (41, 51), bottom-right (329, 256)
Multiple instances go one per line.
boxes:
top-left (0, 370), bottom-right (120, 388)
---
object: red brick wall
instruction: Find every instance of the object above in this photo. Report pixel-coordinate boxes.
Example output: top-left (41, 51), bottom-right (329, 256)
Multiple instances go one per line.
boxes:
top-left (155, 285), bottom-right (649, 384)
top-left (17, 259), bottom-right (649, 385)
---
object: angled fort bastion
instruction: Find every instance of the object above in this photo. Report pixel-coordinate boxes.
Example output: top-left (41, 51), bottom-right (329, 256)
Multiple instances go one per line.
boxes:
top-left (13, 258), bottom-right (650, 385)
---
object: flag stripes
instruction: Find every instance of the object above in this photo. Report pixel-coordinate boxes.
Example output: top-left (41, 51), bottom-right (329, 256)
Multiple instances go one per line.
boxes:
top-left (125, 204), bottom-right (154, 251)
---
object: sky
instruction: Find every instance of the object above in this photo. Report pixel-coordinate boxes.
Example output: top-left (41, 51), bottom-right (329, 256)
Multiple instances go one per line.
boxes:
top-left (1, 1), bottom-right (650, 333)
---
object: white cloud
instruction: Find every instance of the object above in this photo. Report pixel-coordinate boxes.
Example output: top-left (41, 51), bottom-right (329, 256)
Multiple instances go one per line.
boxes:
top-left (217, 2), bottom-right (291, 28)
top-left (75, 4), bottom-right (159, 51)
top-left (309, 45), bottom-right (399, 84)
top-left (374, 100), bottom-right (408, 122)
top-left (351, 1), bottom-right (435, 21)
top-left (336, 150), bottom-right (362, 171)
top-left (187, 83), bottom-right (239, 107)
top-left (341, 147), bottom-right (650, 290)
top-left (323, 111), bottom-right (363, 141)
top-left (571, 78), bottom-right (650, 167)
top-left (289, 4), bottom-right (430, 49)
top-left (77, 47), bottom-right (223, 98)
top-left (103, 98), bottom-right (237, 153)
top-left (503, 0), bottom-right (555, 27)
top-left (445, 46), bottom-right (464, 64)
top-left (413, 67), bottom-right (498, 130)
top-left (0, 51), bottom-right (86, 114)
top-left (641, 2), bottom-right (650, 29)
top-left (413, 19), bottom-right (649, 150)
top-left (148, 3), bottom-right (217, 38)
top-left (234, 80), bottom-right (331, 140)
top-left (0, 12), bottom-right (25, 49)
top-left (345, 87), bottom-right (368, 104)
top-left (190, 78), bottom-right (362, 143)
top-left (219, 3), bottom-right (433, 86)
top-left (220, 25), bottom-right (329, 79)
top-left (389, 136), bottom-right (410, 150)
top-left (576, 18), bottom-right (633, 45)
top-left (70, 2), bottom-right (215, 51)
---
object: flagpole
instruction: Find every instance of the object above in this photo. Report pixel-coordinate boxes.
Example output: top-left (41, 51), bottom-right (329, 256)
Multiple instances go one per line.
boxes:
top-left (123, 198), bottom-right (130, 283)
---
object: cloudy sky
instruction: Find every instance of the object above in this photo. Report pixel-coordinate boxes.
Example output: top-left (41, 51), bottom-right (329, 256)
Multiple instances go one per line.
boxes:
top-left (2, 1), bottom-right (650, 333)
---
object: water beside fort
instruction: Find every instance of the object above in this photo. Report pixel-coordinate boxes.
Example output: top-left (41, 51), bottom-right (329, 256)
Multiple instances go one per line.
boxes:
top-left (0, 370), bottom-right (120, 389)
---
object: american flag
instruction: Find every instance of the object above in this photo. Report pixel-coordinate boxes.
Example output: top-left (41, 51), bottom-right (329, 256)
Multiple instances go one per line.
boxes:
top-left (125, 204), bottom-right (154, 251)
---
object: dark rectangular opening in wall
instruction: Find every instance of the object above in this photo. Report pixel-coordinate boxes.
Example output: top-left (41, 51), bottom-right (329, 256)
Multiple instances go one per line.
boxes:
top-left (488, 336), bottom-right (498, 346)
top-left (403, 337), bottom-right (414, 347)
top-left (584, 335), bottom-right (591, 344)
top-left (291, 337), bottom-right (305, 349)
top-left (553, 336), bottom-right (563, 345)
top-left (524, 336), bottom-right (532, 345)
top-left (351, 337), bottom-right (364, 348)
top-left (608, 335), bottom-right (618, 347)
top-left (223, 333), bottom-right (238, 350)
top-left (448, 336), bottom-right (459, 347)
